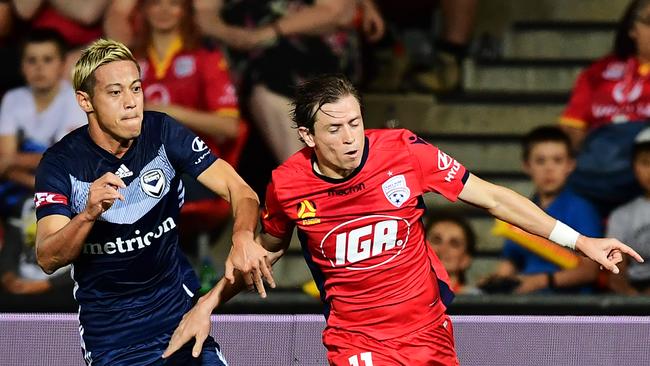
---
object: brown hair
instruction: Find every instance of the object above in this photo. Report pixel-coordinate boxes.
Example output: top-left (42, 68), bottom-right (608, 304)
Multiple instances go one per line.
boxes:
top-left (131, 0), bottom-right (201, 58)
top-left (291, 74), bottom-right (361, 135)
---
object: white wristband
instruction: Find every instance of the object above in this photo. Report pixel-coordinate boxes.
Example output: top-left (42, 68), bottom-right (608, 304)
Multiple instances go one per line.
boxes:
top-left (548, 220), bottom-right (580, 250)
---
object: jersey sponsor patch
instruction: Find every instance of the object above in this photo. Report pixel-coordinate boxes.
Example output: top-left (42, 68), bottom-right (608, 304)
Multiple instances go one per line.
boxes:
top-left (191, 136), bottom-right (208, 152)
top-left (438, 150), bottom-right (453, 170)
top-left (320, 215), bottom-right (410, 270)
top-left (34, 192), bottom-right (68, 208)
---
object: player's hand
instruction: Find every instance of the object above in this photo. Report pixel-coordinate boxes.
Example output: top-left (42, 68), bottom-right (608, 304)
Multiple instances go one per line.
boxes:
top-left (83, 173), bottom-right (125, 220)
top-left (224, 231), bottom-right (276, 298)
top-left (575, 236), bottom-right (644, 274)
top-left (162, 299), bottom-right (212, 359)
top-left (1, 272), bottom-right (51, 294)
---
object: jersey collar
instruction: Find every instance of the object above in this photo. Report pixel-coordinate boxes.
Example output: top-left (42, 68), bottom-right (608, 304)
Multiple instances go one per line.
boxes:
top-left (83, 124), bottom-right (140, 163)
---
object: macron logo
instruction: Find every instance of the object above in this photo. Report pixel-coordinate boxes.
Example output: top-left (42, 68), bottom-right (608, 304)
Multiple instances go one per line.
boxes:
top-left (115, 164), bottom-right (133, 178)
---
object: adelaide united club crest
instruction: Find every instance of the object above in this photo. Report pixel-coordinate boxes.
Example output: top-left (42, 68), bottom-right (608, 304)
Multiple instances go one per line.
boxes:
top-left (382, 174), bottom-right (411, 207)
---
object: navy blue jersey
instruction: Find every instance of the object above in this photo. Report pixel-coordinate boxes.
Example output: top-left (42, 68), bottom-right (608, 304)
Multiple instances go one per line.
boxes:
top-left (34, 112), bottom-right (218, 355)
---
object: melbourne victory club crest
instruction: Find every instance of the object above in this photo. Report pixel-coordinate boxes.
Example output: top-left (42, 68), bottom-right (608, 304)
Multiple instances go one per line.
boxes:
top-left (382, 175), bottom-right (411, 207)
top-left (140, 169), bottom-right (166, 198)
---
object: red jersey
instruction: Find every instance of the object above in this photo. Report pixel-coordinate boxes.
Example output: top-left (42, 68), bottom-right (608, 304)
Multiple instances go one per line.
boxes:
top-left (262, 129), bottom-right (468, 340)
top-left (139, 39), bottom-right (239, 155)
top-left (32, 6), bottom-right (103, 46)
top-left (560, 55), bottom-right (650, 131)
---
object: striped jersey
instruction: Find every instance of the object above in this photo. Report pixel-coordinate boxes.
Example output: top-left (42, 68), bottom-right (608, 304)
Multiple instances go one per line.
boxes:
top-left (34, 111), bottom-right (217, 354)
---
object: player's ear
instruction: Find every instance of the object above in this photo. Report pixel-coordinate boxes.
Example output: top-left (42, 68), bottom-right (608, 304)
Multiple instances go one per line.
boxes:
top-left (76, 90), bottom-right (94, 113)
top-left (298, 127), bottom-right (316, 148)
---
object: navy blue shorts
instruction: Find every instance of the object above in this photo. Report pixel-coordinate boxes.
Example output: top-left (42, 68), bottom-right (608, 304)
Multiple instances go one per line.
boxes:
top-left (82, 334), bottom-right (228, 366)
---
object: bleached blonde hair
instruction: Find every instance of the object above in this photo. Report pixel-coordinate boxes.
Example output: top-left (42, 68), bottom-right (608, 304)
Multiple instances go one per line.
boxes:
top-left (72, 39), bottom-right (140, 96)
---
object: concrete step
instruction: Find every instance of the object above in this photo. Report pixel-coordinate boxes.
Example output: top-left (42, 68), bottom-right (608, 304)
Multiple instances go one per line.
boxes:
top-left (504, 21), bottom-right (615, 59)
top-left (463, 59), bottom-right (587, 93)
top-left (466, 257), bottom-right (501, 287)
top-left (363, 94), bottom-right (564, 134)
top-left (497, 0), bottom-right (628, 22)
top-left (431, 137), bottom-right (523, 173)
top-left (425, 177), bottom-right (533, 210)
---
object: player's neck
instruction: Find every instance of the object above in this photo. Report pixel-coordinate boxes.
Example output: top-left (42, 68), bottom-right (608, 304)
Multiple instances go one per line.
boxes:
top-left (88, 123), bottom-right (133, 158)
top-left (313, 160), bottom-right (353, 179)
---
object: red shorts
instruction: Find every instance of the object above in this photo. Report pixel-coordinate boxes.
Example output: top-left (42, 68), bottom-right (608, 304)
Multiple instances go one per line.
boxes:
top-left (323, 314), bottom-right (459, 366)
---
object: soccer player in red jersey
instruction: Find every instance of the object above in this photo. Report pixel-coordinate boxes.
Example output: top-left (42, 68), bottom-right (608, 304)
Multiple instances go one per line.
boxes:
top-left (164, 75), bottom-right (644, 365)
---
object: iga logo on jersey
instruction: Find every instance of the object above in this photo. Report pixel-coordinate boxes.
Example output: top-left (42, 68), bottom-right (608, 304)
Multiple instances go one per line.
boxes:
top-left (34, 192), bottom-right (68, 208)
top-left (320, 215), bottom-right (410, 270)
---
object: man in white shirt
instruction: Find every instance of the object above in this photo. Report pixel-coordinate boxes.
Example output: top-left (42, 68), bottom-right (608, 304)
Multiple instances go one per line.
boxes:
top-left (0, 28), bottom-right (85, 304)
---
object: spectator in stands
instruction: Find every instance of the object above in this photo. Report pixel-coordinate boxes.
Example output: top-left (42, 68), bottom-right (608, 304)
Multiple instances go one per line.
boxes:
top-left (560, 0), bottom-right (650, 213)
top-left (0, 29), bottom-right (85, 308)
top-left (0, 0), bottom-right (11, 39)
top-left (11, 0), bottom-right (108, 47)
top-left (367, 0), bottom-right (477, 93)
top-left (0, 0), bottom-right (23, 95)
top-left (106, 0), bottom-right (245, 286)
top-left (131, 0), bottom-right (241, 143)
top-left (186, 0), bottom-right (384, 164)
top-left (484, 127), bottom-right (602, 294)
top-left (11, 0), bottom-right (111, 80)
top-left (426, 211), bottom-right (477, 294)
top-left (606, 127), bottom-right (650, 295)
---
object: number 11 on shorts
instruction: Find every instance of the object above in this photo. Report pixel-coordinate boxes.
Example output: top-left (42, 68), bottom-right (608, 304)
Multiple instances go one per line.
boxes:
top-left (348, 352), bottom-right (373, 366)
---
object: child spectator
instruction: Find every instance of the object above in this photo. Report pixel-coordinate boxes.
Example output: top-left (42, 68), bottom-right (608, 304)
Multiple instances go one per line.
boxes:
top-left (485, 126), bottom-right (602, 294)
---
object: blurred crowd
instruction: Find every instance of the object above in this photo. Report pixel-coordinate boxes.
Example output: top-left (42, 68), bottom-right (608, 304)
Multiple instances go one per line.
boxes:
top-left (3, 0), bottom-right (650, 312)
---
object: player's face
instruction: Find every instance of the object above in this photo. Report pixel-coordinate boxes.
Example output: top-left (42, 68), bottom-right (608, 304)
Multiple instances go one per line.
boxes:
top-left (523, 141), bottom-right (575, 197)
top-left (145, 0), bottom-right (185, 33)
top-left (21, 42), bottom-right (64, 93)
top-left (303, 94), bottom-right (365, 179)
top-left (634, 150), bottom-right (650, 194)
top-left (88, 60), bottom-right (144, 142)
top-left (427, 221), bottom-right (471, 275)
top-left (631, 5), bottom-right (650, 62)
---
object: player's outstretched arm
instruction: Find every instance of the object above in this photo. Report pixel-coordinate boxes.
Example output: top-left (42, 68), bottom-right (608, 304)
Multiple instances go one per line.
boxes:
top-left (197, 160), bottom-right (275, 291)
top-left (35, 173), bottom-right (125, 274)
top-left (162, 233), bottom-right (288, 359)
top-left (458, 173), bottom-right (644, 273)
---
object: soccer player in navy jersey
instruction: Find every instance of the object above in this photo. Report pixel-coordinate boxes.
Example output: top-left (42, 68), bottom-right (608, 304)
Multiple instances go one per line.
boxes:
top-left (164, 75), bottom-right (645, 365)
top-left (33, 39), bottom-right (273, 365)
